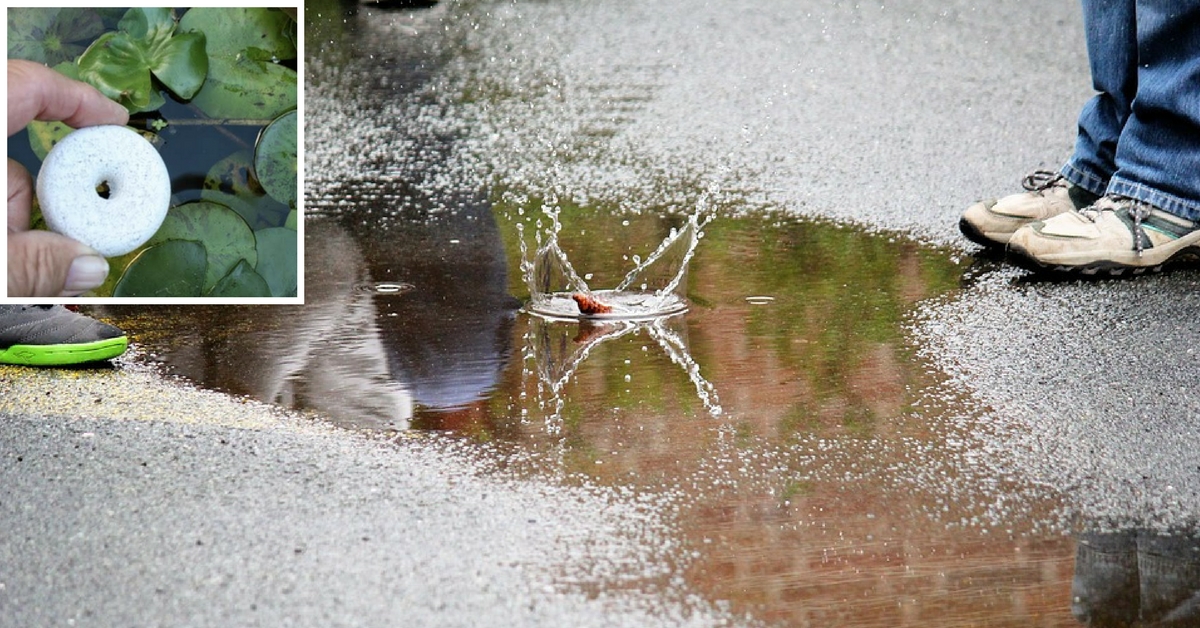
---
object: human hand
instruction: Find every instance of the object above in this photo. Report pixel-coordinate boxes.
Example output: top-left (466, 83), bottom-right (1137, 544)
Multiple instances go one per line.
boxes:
top-left (8, 59), bottom-right (130, 297)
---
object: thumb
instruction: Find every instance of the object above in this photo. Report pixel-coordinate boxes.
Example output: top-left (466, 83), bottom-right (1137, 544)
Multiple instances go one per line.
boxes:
top-left (7, 230), bottom-right (109, 297)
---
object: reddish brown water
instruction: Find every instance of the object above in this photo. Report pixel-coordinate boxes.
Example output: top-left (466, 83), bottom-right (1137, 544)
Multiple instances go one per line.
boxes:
top-left (97, 206), bottom-right (1085, 626)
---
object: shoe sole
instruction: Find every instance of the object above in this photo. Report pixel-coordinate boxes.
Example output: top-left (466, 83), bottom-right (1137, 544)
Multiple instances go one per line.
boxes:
top-left (0, 336), bottom-right (129, 366)
top-left (1007, 235), bottom-right (1200, 277)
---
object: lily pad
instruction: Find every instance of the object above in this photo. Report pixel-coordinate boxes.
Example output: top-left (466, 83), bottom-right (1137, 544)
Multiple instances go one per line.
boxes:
top-left (202, 150), bottom-right (290, 229)
top-left (253, 110), bottom-right (297, 208)
top-left (113, 239), bottom-right (208, 297)
top-left (8, 8), bottom-right (106, 65)
top-left (177, 7), bottom-right (295, 60)
top-left (91, 249), bottom-right (141, 297)
top-left (208, 259), bottom-right (271, 297)
top-left (254, 227), bottom-right (298, 297)
top-left (189, 55), bottom-right (296, 120)
top-left (147, 200), bottom-right (258, 293)
top-left (177, 7), bottom-right (296, 119)
top-left (76, 7), bottom-right (207, 113)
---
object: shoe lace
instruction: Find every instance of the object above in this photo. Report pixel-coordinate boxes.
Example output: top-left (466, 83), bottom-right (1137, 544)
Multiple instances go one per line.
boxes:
top-left (1021, 170), bottom-right (1067, 193)
top-left (1081, 196), bottom-right (1154, 256)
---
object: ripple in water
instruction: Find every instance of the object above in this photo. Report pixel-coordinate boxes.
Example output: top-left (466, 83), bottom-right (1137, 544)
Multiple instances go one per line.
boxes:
top-left (527, 289), bottom-right (689, 321)
top-left (354, 282), bottom-right (415, 295)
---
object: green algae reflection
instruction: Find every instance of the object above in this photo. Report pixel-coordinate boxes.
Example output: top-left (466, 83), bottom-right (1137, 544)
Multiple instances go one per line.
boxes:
top-left (490, 196), bottom-right (966, 454)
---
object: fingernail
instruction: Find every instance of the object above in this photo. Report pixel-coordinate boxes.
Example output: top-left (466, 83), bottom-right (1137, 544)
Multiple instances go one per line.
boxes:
top-left (110, 99), bottom-right (131, 119)
top-left (99, 97), bottom-right (130, 124)
top-left (62, 255), bottom-right (109, 296)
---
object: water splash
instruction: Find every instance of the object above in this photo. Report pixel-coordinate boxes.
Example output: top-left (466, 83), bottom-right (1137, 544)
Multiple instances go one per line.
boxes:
top-left (521, 192), bottom-right (716, 320)
top-left (527, 199), bottom-right (597, 298)
top-left (524, 313), bottom-right (723, 441)
top-left (643, 319), bottom-right (721, 417)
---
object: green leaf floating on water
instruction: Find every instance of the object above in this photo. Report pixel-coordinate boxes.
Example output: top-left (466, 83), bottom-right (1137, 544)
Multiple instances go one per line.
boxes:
top-left (76, 7), bottom-right (207, 113)
top-left (178, 7), bottom-right (295, 59)
top-left (253, 110), bottom-right (297, 208)
top-left (147, 200), bottom-right (258, 293)
top-left (8, 8), bottom-right (106, 65)
top-left (208, 259), bottom-right (272, 297)
top-left (114, 240), bottom-right (208, 297)
top-left (178, 8), bottom-right (297, 119)
top-left (203, 149), bottom-right (291, 229)
top-left (254, 227), bottom-right (298, 298)
top-left (189, 54), bottom-right (296, 120)
top-left (119, 8), bottom-right (208, 101)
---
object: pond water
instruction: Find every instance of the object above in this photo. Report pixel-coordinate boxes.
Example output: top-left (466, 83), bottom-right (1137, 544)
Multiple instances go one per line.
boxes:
top-left (92, 0), bottom-right (1200, 625)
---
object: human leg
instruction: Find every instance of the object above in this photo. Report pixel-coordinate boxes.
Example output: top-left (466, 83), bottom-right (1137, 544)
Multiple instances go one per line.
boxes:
top-left (1106, 1), bottom-right (1200, 221)
top-left (1060, 0), bottom-right (1138, 197)
top-left (1007, 0), bottom-right (1200, 274)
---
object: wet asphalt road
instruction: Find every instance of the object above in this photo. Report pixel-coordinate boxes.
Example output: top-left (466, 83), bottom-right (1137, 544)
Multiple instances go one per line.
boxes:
top-left (4, 0), bottom-right (1200, 626)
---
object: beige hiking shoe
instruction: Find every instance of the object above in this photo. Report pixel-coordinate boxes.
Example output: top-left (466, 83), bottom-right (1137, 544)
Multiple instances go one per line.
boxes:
top-left (960, 170), bottom-right (1099, 247)
top-left (1007, 195), bottom-right (1200, 276)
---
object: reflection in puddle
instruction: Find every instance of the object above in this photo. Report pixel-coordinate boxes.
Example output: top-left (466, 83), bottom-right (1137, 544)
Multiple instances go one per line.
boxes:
top-left (98, 198), bottom-right (1095, 625)
top-left (527, 313), bottom-right (722, 440)
top-left (1072, 528), bottom-right (1200, 625)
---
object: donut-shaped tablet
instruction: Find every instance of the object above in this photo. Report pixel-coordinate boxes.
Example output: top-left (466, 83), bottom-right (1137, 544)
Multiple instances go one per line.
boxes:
top-left (36, 125), bottom-right (171, 257)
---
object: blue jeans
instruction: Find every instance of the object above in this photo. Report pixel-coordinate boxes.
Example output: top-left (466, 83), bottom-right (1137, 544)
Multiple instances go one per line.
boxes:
top-left (1061, 0), bottom-right (1200, 221)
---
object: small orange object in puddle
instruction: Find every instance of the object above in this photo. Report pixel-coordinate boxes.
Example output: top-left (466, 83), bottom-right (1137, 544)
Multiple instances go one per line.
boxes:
top-left (572, 292), bottom-right (613, 315)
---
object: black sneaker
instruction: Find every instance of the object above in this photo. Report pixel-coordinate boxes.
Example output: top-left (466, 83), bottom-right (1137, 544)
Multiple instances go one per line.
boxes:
top-left (0, 305), bottom-right (128, 366)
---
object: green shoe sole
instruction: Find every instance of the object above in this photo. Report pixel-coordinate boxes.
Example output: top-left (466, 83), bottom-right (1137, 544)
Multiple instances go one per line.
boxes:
top-left (0, 336), bottom-right (129, 366)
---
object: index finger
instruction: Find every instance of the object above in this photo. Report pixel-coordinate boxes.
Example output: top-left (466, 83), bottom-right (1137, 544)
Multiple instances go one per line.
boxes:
top-left (7, 59), bottom-right (129, 137)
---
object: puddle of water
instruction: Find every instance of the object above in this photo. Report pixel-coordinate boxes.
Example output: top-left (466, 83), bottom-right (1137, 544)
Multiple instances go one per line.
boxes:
top-left (98, 190), bottom-right (1087, 626)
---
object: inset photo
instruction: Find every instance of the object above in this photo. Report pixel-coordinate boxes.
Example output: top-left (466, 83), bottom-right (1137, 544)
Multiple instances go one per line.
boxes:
top-left (6, 6), bottom-right (299, 302)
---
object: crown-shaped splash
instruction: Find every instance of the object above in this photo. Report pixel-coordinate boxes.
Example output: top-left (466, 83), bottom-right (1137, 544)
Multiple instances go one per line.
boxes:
top-left (519, 192), bottom-right (716, 320)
